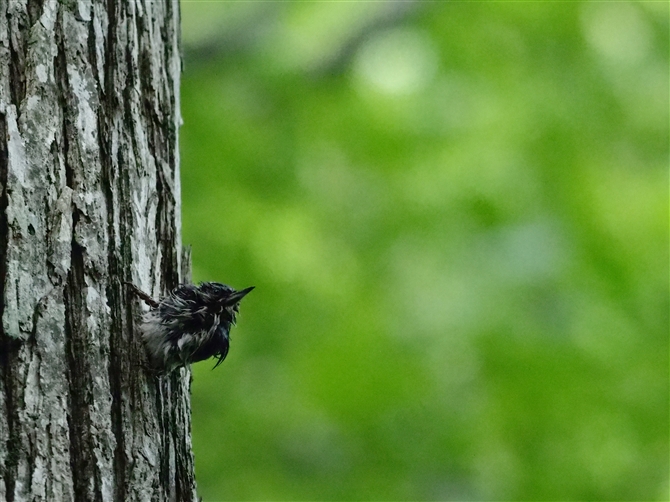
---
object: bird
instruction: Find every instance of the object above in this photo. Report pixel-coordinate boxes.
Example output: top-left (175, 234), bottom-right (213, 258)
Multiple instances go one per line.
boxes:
top-left (126, 281), bottom-right (254, 373)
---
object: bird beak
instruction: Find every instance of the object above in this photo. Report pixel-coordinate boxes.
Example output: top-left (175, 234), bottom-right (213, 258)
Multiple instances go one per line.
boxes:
top-left (223, 286), bottom-right (255, 306)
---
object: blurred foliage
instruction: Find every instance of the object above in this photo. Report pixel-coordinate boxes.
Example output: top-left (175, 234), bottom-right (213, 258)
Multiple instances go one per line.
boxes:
top-left (179, 1), bottom-right (668, 500)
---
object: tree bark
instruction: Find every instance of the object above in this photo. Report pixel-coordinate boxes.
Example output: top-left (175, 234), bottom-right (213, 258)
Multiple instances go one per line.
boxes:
top-left (0, 1), bottom-right (196, 501)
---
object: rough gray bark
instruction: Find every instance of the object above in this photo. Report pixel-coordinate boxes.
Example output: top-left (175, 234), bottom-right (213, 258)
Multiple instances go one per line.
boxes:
top-left (0, 1), bottom-right (197, 501)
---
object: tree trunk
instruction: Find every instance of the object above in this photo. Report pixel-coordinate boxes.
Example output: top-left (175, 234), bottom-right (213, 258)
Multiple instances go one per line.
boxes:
top-left (0, 1), bottom-right (196, 501)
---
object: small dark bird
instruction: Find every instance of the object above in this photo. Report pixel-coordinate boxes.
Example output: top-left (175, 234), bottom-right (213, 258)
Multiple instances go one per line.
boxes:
top-left (126, 282), bottom-right (254, 373)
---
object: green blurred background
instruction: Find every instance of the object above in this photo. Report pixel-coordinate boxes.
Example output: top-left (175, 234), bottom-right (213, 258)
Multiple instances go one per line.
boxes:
top-left (179, 2), bottom-right (668, 500)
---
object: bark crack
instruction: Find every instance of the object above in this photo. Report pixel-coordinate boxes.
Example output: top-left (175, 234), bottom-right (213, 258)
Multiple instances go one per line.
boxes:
top-left (64, 239), bottom-right (103, 502)
top-left (1, 354), bottom-right (18, 502)
top-left (56, 9), bottom-right (102, 501)
top-left (7, 15), bottom-right (26, 114)
top-left (0, 108), bottom-right (17, 502)
top-left (97, 2), bottom-right (132, 500)
top-left (26, 0), bottom-right (45, 29)
top-left (0, 111), bottom-right (9, 341)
